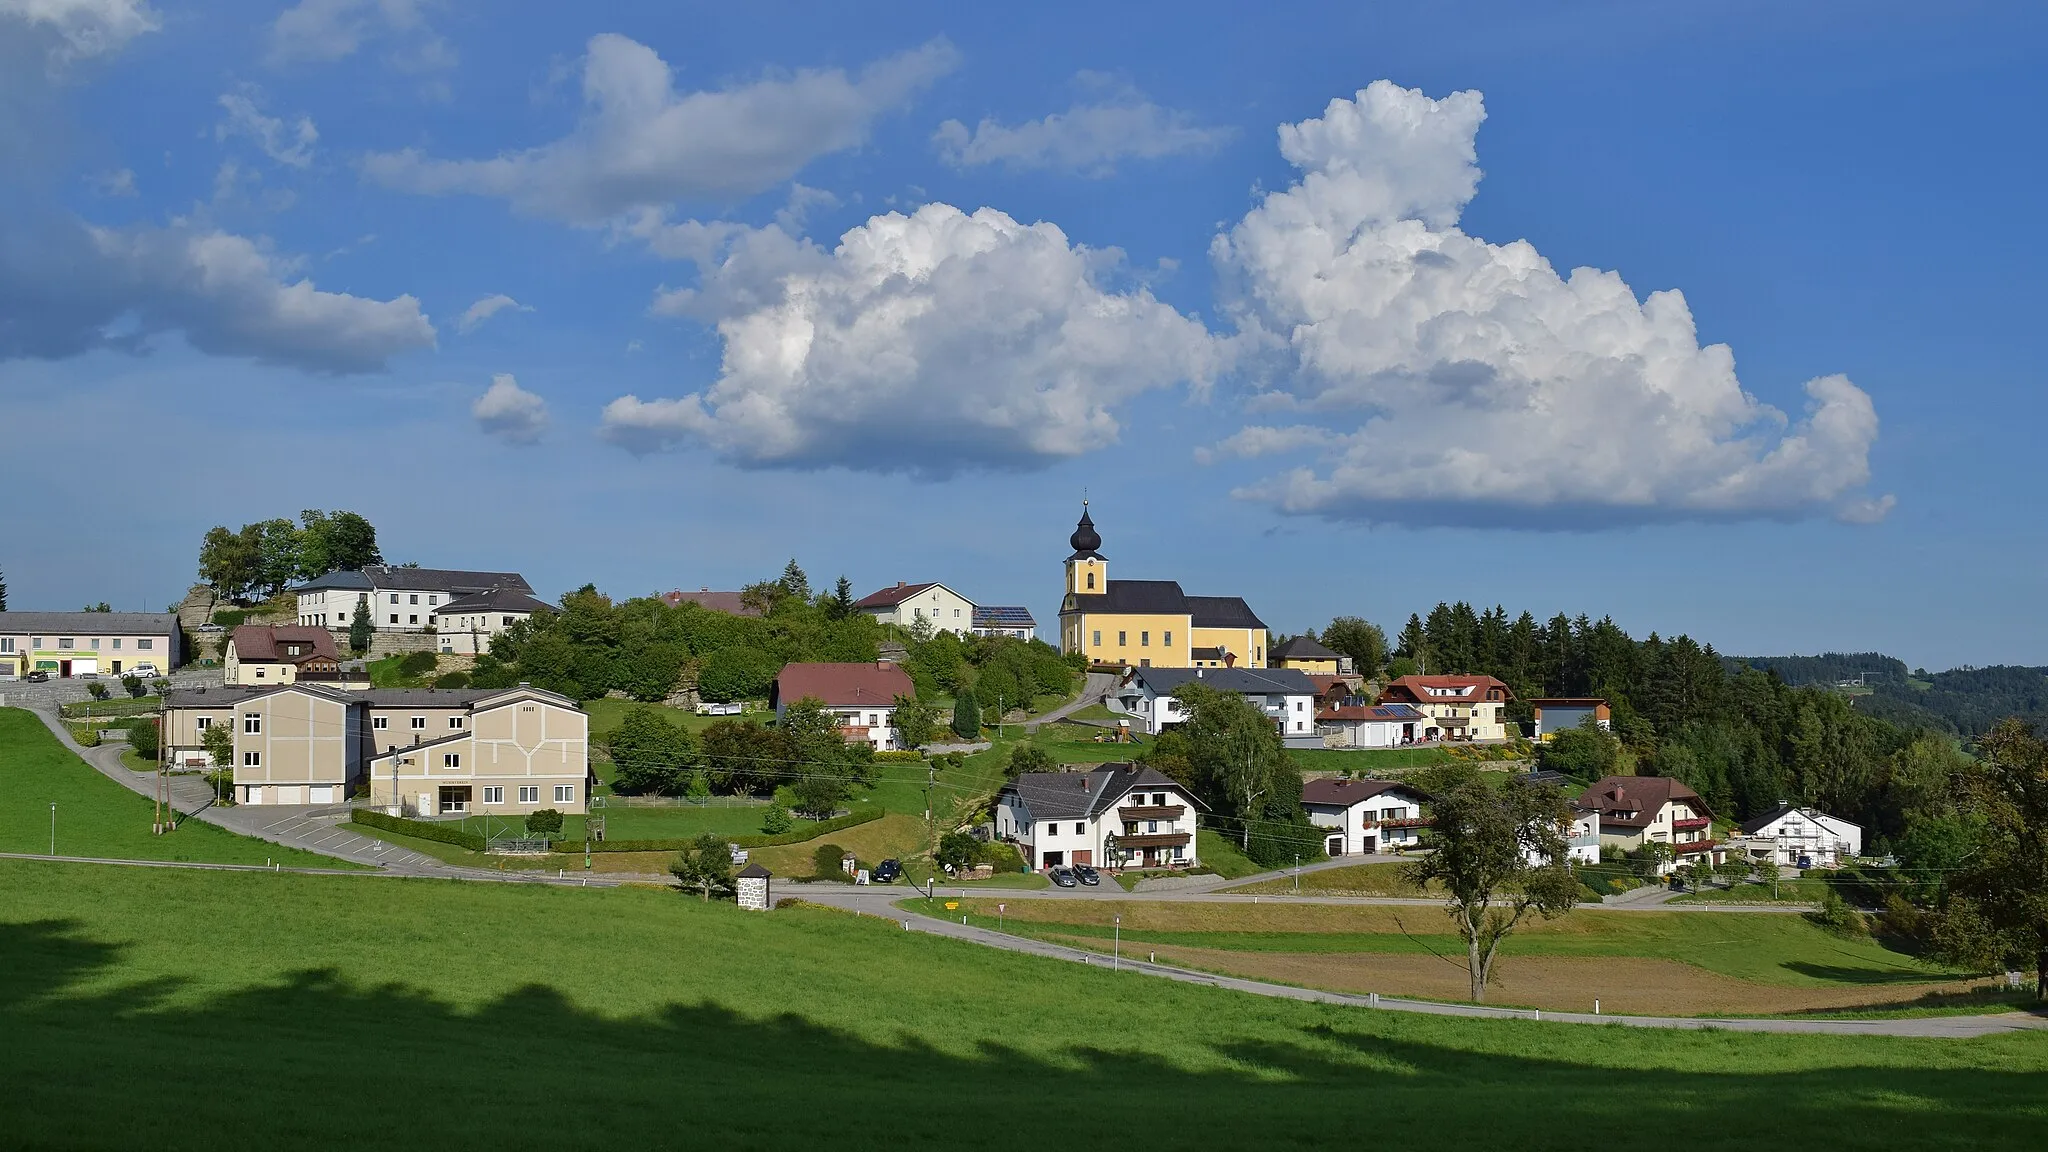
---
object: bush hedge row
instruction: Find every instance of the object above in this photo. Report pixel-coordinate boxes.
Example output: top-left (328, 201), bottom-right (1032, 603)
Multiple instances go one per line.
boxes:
top-left (872, 750), bottom-right (925, 763)
top-left (351, 807), bottom-right (486, 851)
top-left (549, 802), bottom-right (885, 854)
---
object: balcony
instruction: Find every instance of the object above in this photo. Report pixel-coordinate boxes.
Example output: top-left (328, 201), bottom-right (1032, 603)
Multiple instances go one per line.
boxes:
top-left (1674, 838), bottom-right (1720, 856)
top-left (1672, 817), bottom-right (1711, 832)
top-left (1113, 832), bottom-right (1192, 850)
top-left (1118, 805), bottom-right (1185, 821)
top-left (1377, 817), bottom-right (1431, 829)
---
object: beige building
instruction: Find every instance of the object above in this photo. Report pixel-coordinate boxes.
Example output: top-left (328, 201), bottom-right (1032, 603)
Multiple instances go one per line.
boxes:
top-left (1378, 675), bottom-right (1516, 742)
top-left (853, 581), bottom-right (977, 636)
top-left (432, 586), bottom-right (553, 655)
top-left (224, 624), bottom-right (365, 687)
top-left (0, 611), bottom-right (181, 680)
top-left (161, 683), bottom-right (588, 813)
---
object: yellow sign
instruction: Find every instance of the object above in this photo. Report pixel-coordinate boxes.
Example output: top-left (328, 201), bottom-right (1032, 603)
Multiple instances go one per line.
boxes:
top-left (944, 901), bottom-right (959, 911)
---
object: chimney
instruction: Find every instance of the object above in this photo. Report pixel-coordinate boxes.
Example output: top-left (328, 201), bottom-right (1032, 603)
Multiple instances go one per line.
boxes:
top-left (1082, 777), bottom-right (1090, 791)
top-left (896, 580), bottom-right (906, 589)
top-left (1196, 668), bottom-right (1203, 678)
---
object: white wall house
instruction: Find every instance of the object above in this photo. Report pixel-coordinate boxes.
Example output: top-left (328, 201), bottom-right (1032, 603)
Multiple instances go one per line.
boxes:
top-left (1111, 666), bottom-right (1318, 745)
top-left (996, 764), bottom-right (1206, 870)
top-left (769, 662), bottom-right (917, 751)
top-left (852, 581), bottom-right (977, 637)
top-left (1524, 804), bottom-right (1604, 867)
top-left (1315, 702), bottom-right (1425, 748)
top-left (432, 587), bottom-right (554, 655)
top-left (1300, 778), bottom-right (1430, 856)
top-left (1730, 805), bottom-right (1863, 868)
top-left (295, 566), bottom-right (534, 633)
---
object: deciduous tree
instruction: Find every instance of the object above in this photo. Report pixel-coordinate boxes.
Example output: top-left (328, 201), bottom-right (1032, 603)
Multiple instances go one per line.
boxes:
top-left (1406, 767), bottom-right (1581, 1003)
top-left (670, 833), bottom-right (735, 901)
top-left (607, 706), bottom-right (696, 795)
top-left (1929, 718), bottom-right (2048, 998)
top-left (1318, 616), bottom-right (1388, 679)
top-left (891, 694), bottom-right (940, 749)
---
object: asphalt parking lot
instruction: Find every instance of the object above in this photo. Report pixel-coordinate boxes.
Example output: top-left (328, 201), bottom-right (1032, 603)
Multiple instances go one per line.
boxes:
top-left (0, 665), bottom-right (218, 711)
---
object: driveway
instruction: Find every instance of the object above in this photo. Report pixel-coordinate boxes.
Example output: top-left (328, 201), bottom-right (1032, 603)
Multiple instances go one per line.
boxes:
top-left (1024, 671), bottom-right (1119, 731)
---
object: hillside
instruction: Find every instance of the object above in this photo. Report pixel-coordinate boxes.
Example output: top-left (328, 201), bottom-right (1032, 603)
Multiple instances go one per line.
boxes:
top-left (1727, 653), bottom-right (2048, 738)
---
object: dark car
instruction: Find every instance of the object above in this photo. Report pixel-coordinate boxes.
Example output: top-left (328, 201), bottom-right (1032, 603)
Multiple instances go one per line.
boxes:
top-left (1049, 867), bottom-right (1078, 888)
top-left (1073, 864), bottom-right (1101, 886)
top-left (25, 670), bottom-right (49, 683)
top-left (872, 858), bottom-right (902, 883)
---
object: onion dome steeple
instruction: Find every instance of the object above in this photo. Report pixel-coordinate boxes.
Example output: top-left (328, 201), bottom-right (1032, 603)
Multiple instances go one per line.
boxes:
top-left (1069, 502), bottom-right (1102, 557)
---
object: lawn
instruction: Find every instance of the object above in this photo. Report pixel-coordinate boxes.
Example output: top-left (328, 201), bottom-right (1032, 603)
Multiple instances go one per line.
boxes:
top-left (580, 698), bottom-right (768, 737)
top-left (1288, 746), bottom-right (1458, 772)
top-left (0, 708), bottom-right (354, 869)
top-left (1672, 877), bottom-right (1832, 905)
top-left (3, 860), bottom-right (2045, 1150)
top-left (1226, 860), bottom-right (1434, 897)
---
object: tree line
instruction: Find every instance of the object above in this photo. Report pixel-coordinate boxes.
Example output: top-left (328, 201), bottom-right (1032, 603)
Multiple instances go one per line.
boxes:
top-left (197, 510), bottom-right (382, 602)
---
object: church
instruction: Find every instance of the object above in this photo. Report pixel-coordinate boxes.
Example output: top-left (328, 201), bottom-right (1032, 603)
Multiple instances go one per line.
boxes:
top-left (1056, 504), bottom-right (1269, 669)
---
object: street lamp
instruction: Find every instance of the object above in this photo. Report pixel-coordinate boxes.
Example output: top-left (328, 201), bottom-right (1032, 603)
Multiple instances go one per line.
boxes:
top-left (1113, 914), bottom-right (1121, 971)
top-left (1294, 853), bottom-right (1301, 893)
top-left (49, 803), bottom-right (56, 856)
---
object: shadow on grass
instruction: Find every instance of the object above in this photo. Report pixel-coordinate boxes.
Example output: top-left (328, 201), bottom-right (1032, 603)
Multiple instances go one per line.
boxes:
top-left (6, 918), bottom-right (2048, 1150)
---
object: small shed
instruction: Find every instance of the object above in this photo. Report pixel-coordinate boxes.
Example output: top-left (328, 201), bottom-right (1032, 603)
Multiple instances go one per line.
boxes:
top-left (736, 863), bottom-right (772, 911)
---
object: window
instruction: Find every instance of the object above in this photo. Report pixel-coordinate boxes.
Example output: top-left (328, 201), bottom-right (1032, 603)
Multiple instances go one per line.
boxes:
top-left (372, 716), bottom-right (388, 730)
top-left (89, 638), bottom-right (99, 650)
top-left (1043, 823), bottom-right (1057, 837)
top-left (1172, 845), bottom-right (1184, 860)
top-left (1140, 631), bottom-right (1149, 647)
top-left (502, 616), bottom-right (515, 626)
top-left (254, 669), bottom-right (266, 679)
top-left (1147, 820), bottom-right (1158, 833)
top-left (58, 638), bottom-right (73, 649)
top-left (408, 615), bottom-right (419, 625)
top-left (112, 638), bottom-right (122, 650)
top-left (195, 716), bottom-right (211, 730)
top-left (389, 615), bottom-right (399, 625)
top-left (519, 786), bottom-right (539, 804)
top-left (1091, 630), bottom-right (1101, 646)
top-left (554, 785), bottom-right (576, 803)
top-left (389, 594), bottom-right (399, 604)
top-left (1163, 631), bottom-right (1172, 646)
top-left (243, 751), bottom-right (261, 766)
top-left (448, 716), bottom-right (465, 729)
top-left (482, 786), bottom-right (503, 804)
top-left (411, 716), bottom-right (426, 730)
top-left (1086, 571), bottom-right (1096, 589)
top-left (243, 713), bottom-right (261, 734)
top-left (428, 595), bottom-right (438, 606)
top-left (0, 639), bottom-right (10, 652)
top-left (1118, 631), bottom-right (1127, 646)
top-left (1154, 793), bottom-right (1167, 806)
top-left (1295, 700), bottom-right (1304, 711)
top-left (409, 594), bottom-right (419, 605)
top-left (442, 753), bottom-right (461, 768)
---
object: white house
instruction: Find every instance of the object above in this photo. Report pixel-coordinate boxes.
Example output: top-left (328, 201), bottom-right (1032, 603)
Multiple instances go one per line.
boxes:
top-left (432, 586), bottom-right (554, 655)
top-left (1111, 665), bottom-right (1319, 746)
top-left (995, 764), bottom-right (1206, 871)
top-left (852, 581), bottom-right (977, 637)
top-left (971, 605), bottom-right (1037, 641)
top-left (1524, 803), bottom-right (1604, 867)
top-left (295, 565), bottom-right (533, 633)
top-left (1316, 702), bottom-right (1426, 748)
top-left (768, 662), bottom-right (917, 751)
top-left (1300, 777), bottom-right (1430, 856)
top-left (1730, 804), bottom-right (1863, 868)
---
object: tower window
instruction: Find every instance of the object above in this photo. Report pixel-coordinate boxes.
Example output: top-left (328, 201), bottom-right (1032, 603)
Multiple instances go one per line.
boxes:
top-left (1087, 571), bottom-right (1095, 590)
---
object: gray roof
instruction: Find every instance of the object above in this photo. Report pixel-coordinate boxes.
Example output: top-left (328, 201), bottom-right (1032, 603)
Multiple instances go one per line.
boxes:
top-left (162, 684), bottom-right (353, 708)
top-left (1186, 595), bottom-right (1266, 631)
top-left (1125, 666), bottom-right (1317, 697)
top-left (295, 566), bottom-right (531, 596)
top-left (1271, 636), bottom-right (1341, 661)
top-left (356, 687), bottom-right (498, 708)
top-left (434, 587), bottom-right (552, 615)
top-left (1000, 763), bottom-right (1202, 821)
top-left (0, 612), bottom-right (179, 634)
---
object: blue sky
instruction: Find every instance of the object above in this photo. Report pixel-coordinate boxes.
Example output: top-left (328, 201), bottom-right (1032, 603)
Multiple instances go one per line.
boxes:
top-left (2, 1), bottom-right (2042, 670)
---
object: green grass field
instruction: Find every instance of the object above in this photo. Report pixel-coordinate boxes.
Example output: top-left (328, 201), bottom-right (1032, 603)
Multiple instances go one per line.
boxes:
top-left (1288, 746), bottom-right (1459, 771)
top-left (0, 709), bottom-right (353, 869)
top-left (2, 860), bottom-right (2044, 1149)
top-left (1227, 860), bottom-right (1433, 897)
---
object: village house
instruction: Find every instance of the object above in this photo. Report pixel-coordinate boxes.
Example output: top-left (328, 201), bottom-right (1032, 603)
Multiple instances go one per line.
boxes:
top-left (769, 661), bottom-right (916, 750)
top-left (1578, 775), bottom-right (1722, 870)
top-left (0, 611), bottom-right (181, 680)
top-left (1379, 674), bottom-right (1516, 742)
top-left (1057, 504), bottom-right (1269, 670)
top-left (1728, 804), bottom-right (1864, 869)
top-left (995, 763), bottom-right (1206, 871)
top-left (1110, 665), bottom-right (1319, 746)
top-left (1316, 701), bottom-right (1427, 748)
top-left (432, 586), bottom-right (554, 655)
top-left (1270, 636), bottom-right (1347, 674)
top-left (853, 581), bottom-right (977, 637)
top-left (1532, 698), bottom-right (1611, 740)
top-left (224, 625), bottom-right (365, 688)
top-left (661, 588), bottom-right (760, 617)
top-left (1300, 777), bottom-right (1430, 856)
top-left (1524, 802), bottom-right (1604, 867)
top-left (970, 605), bottom-right (1037, 641)
top-left (294, 565), bottom-right (532, 633)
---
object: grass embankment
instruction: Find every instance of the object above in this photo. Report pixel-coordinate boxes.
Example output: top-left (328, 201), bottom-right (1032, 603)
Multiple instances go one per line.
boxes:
top-left (911, 898), bottom-right (1994, 1017)
top-left (1672, 877), bottom-right (1832, 905)
top-left (0, 709), bottom-right (354, 869)
top-left (1288, 746), bottom-right (1459, 772)
top-left (58, 696), bottom-right (163, 720)
top-left (5, 861), bottom-right (2043, 1149)
top-left (1225, 861), bottom-right (1435, 897)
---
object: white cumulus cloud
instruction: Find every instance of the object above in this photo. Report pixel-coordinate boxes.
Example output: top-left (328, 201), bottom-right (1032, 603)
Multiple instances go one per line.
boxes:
top-left (1206, 80), bottom-right (1889, 527)
top-left (265, 0), bottom-right (451, 72)
top-left (600, 203), bottom-right (1221, 474)
top-left (216, 88), bottom-right (319, 168)
top-left (933, 80), bottom-right (1233, 175)
top-left (456, 293), bottom-right (530, 334)
top-left (0, 0), bottom-right (159, 63)
top-left (363, 35), bottom-right (959, 223)
top-left (472, 373), bottom-right (548, 444)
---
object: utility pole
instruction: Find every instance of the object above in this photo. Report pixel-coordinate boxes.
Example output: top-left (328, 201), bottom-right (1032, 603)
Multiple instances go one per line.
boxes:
top-left (49, 803), bottom-right (56, 855)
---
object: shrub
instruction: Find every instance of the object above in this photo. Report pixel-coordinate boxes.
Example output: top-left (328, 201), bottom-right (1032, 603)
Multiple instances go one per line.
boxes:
top-left (1808, 887), bottom-right (1867, 937)
top-left (74, 727), bottom-right (102, 747)
top-left (211, 609), bottom-right (249, 627)
top-left (761, 805), bottom-right (793, 834)
top-left (433, 671), bottom-right (471, 689)
top-left (398, 651), bottom-right (438, 678)
top-left (525, 808), bottom-right (565, 836)
top-left (936, 831), bottom-right (979, 872)
top-left (872, 749), bottom-right (925, 763)
top-left (351, 808), bottom-right (485, 851)
top-left (126, 718), bottom-right (159, 760)
top-left (812, 842), bottom-right (850, 880)
top-left (120, 674), bottom-right (145, 698)
top-left (87, 682), bottom-right (111, 701)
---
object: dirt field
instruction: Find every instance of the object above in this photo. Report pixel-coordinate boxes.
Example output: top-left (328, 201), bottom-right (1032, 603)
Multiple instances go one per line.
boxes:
top-left (1093, 943), bottom-right (1989, 1016)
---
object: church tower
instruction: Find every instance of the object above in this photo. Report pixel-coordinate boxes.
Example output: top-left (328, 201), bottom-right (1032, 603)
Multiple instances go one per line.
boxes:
top-left (1065, 502), bottom-right (1106, 597)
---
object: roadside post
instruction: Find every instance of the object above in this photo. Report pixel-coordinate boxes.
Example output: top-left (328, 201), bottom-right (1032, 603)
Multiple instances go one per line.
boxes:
top-left (1114, 914), bottom-right (1121, 971)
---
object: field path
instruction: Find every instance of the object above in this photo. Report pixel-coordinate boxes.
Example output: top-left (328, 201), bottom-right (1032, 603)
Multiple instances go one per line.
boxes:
top-left (791, 885), bottom-right (2048, 1038)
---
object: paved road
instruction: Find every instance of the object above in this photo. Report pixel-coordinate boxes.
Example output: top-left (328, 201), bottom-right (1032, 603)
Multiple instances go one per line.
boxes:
top-left (0, 665), bottom-right (217, 712)
top-left (1024, 672), bottom-right (1119, 731)
top-left (793, 886), bottom-right (2048, 1038)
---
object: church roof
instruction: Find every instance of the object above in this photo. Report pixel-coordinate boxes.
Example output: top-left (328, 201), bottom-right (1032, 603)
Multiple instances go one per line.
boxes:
top-left (1068, 504), bottom-right (1104, 560)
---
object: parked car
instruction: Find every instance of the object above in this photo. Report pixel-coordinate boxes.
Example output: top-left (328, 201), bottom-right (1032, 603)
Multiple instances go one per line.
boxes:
top-left (872, 859), bottom-right (902, 883)
top-left (26, 670), bottom-right (50, 683)
top-left (131, 662), bottom-right (160, 678)
top-left (1073, 864), bottom-right (1101, 886)
top-left (1049, 866), bottom-right (1078, 888)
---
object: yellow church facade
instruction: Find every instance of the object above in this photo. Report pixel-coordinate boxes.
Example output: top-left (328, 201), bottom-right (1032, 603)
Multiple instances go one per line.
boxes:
top-left (1056, 506), bottom-right (1268, 670)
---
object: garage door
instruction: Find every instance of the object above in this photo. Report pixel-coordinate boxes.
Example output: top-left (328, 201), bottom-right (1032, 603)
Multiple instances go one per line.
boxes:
top-left (275, 786), bottom-right (303, 805)
top-left (308, 786), bottom-right (336, 804)
top-left (72, 658), bottom-right (99, 676)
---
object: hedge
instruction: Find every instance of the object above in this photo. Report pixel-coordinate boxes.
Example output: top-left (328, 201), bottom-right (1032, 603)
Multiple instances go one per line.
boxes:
top-left (550, 802), bottom-right (884, 854)
top-left (872, 750), bottom-right (925, 763)
top-left (351, 808), bottom-right (486, 851)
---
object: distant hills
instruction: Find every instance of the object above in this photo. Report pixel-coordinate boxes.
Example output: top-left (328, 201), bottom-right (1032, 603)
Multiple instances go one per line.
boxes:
top-left (1726, 652), bottom-right (2048, 738)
